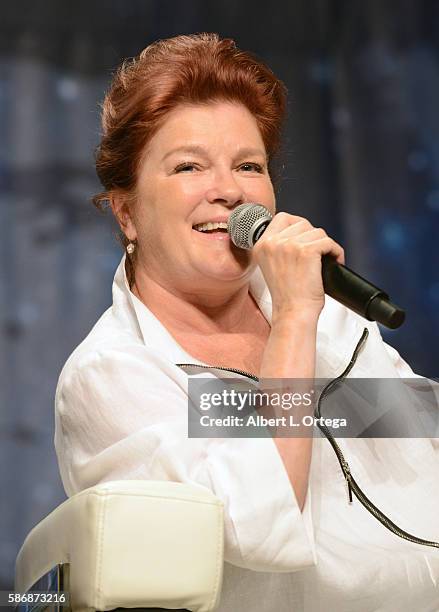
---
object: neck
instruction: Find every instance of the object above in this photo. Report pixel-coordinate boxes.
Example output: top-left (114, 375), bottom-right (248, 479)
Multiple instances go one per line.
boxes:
top-left (131, 267), bottom-right (256, 335)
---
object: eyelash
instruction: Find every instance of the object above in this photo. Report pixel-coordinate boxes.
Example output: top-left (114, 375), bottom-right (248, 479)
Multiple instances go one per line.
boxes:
top-left (174, 162), bottom-right (264, 173)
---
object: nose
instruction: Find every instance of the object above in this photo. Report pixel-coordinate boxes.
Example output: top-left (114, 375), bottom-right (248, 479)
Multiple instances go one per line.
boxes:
top-left (205, 169), bottom-right (246, 207)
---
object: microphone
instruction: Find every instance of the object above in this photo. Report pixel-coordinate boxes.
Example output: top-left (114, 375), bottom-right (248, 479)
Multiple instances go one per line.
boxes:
top-left (228, 203), bottom-right (405, 329)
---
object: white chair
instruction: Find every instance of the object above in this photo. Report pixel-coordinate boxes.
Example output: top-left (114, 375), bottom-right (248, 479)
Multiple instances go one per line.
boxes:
top-left (15, 480), bottom-right (224, 611)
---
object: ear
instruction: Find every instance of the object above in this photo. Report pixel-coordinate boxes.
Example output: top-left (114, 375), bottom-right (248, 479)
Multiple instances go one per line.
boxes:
top-left (110, 194), bottom-right (137, 241)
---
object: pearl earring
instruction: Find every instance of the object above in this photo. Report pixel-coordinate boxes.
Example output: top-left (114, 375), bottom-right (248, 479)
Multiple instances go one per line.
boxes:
top-left (126, 242), bottom-right (136, 255)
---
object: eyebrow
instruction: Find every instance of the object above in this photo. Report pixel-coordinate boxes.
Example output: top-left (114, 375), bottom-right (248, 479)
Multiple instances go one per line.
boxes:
top-left (161, 145), bottom-right (267, 163)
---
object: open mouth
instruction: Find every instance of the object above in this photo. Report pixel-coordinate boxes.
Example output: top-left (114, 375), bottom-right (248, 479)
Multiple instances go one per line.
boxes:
top-left (192, 222), bottom-right (229, 234)
top-left (192, 223), bottom-right (230, 241)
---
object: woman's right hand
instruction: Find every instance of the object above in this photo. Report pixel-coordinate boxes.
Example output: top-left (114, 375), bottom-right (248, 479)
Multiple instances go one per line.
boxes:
top-left (252, 212), bottom-right (345, 325)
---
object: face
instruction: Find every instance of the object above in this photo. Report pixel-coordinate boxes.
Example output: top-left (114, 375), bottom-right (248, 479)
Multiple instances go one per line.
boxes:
top-left (118, 101), bottom-right (276, 294)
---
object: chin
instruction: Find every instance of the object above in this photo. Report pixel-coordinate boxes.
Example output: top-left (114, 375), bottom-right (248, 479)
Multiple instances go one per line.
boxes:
top-left (199, 260), bottom-right (254, 283)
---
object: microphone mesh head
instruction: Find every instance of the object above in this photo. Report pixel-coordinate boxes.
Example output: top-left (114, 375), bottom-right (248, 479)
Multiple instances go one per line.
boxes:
top-left (228, 203), bottom-right (273, 249)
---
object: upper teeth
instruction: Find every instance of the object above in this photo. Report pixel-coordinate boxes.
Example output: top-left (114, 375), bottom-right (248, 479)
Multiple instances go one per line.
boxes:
top-left (194, 222), bottom-right (228, 232)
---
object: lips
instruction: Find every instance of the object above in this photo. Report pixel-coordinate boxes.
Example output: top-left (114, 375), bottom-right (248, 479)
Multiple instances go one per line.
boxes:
top-left (195, 228), bottom-right (228, 233)
top-left (191, 217), bottom-right (231, 241)
top-left (191, 227), bottom-right (230, 240)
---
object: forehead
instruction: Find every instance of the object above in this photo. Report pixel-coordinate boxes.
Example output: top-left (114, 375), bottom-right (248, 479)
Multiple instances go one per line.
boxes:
top-left (148, 101), bottom-right (265, 153)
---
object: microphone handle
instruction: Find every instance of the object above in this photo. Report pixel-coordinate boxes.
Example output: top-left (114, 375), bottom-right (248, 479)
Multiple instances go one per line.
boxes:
top-left (321, 255), bottom-right (405, 329)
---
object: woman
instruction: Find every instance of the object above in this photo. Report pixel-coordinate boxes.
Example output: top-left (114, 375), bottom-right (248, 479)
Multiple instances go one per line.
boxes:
top-left (54, 33), bottom-right (439, 611)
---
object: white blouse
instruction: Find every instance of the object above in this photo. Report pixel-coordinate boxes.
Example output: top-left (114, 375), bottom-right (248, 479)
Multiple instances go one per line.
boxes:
top-left (54, 254), bottom-right (439, 611)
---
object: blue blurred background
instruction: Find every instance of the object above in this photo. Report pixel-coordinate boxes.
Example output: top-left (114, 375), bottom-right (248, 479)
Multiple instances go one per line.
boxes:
top-left (1, 0), bottom-right (438, 591)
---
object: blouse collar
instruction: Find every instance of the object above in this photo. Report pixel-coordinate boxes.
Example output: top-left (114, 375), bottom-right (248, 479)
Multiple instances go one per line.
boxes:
top-left (111, 254), bottom-right (363, 376)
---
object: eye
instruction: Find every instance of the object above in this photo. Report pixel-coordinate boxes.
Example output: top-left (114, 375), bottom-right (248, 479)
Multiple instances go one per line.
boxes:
top-left (174, 162), bottom-right (198, 173)
top-left (239, 162), bottom-right (264, 173)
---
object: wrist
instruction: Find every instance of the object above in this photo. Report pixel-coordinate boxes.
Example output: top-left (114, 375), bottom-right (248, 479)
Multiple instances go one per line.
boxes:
top-left (271, 307), bottom-right (320, 330)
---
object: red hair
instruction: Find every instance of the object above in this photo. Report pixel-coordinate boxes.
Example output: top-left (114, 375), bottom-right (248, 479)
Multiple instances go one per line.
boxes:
top-left (92, 33), bottom-right (288, 281)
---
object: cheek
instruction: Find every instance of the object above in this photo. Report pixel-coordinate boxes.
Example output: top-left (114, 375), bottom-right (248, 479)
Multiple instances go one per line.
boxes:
top-left (251, 181), bottom-right (275, 209)
top-left (175, 178), bottom-right (207, 202)
top-left (159, 180), bottom-right (207, 221)
top-left (159, 177), bottom-right (205, 206)
top-left (266, 180), bottom-right (276, 207)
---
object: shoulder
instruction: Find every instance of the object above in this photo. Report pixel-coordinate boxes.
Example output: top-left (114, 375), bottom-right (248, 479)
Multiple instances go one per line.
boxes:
top-left (57, 306), bottom-right (138, 379)
top-left (56, 306), bottom-right (184, 407)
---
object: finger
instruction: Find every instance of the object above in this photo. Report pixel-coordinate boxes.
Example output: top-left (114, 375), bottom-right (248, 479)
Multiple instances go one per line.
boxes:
top-left (259, 213), bottom-right (310, 239)
top-left (299, 237), bottom-right (345, 264)
top-left (280, 230), bottom-right (345, 265)
top-left (275, 219), bottom-right (315, 239)
top-left (292, 228), bottom-right (328, 243)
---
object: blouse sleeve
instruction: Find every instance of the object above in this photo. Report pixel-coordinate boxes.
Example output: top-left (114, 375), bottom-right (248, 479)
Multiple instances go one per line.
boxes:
top-left (382, 339), bottom-right (421, 378)
top-left (54, 344), bottom-right (316, 573)
top-left (382, 334), bottom-right (439, 448)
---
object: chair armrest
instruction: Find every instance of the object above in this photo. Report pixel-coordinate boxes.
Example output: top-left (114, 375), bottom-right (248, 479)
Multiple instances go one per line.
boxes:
top-left (15, 480), bottom-right (224, 611)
